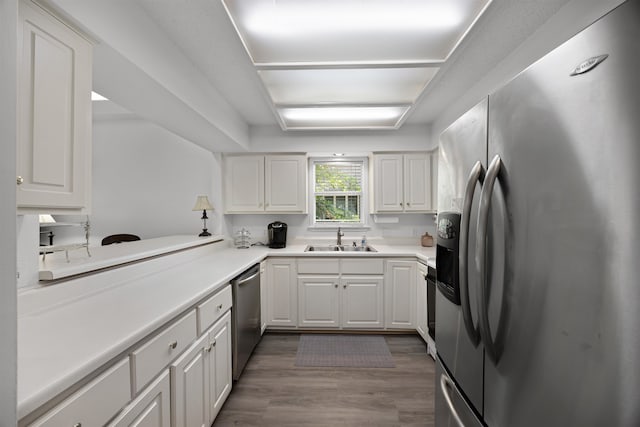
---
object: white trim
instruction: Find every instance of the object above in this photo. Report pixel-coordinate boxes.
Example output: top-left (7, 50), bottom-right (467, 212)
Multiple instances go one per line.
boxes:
top-left (308, 156), bottom-right (369, 228)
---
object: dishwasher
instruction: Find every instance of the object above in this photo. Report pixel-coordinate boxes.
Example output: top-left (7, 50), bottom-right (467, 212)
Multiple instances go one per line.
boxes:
top-left (230, 263), bottom-right (262, 381)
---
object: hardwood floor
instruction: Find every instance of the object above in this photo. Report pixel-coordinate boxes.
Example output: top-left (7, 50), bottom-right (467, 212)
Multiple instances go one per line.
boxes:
top-left (214, 333), bottom-right (435, 427)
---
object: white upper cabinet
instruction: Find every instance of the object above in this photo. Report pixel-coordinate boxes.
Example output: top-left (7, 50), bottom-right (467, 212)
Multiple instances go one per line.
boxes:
top-left (224, 154), bottom-right (307, 213)
top-left (224, 155), bottom-right (265, 213)
top-left (265, 155), bottom-right (307, 212)
top-left (403, 153), bottom-right (432, 212)
top-left (372, 153), bottom-right (433, 213)
top-left (373, 154), bottom-right (404, 212)
top-left (17, 0), bottom-right (92, 213)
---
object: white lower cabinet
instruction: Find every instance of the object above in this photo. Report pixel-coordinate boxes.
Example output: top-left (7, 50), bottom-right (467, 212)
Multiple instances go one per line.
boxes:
top-left (296, 259), bottom-right (384, 329)
top-left (266, 258), bottom-right (297, 327)
top-left (108, 370), bottom-right (171, 427)
top-left (170, 311), bottom-right (232, 427)
top-left (385, 260), bottom-right (417, 329)
top-left (260, 260), bottom-right (267, 334)
top-left (341, 277), bottom-right (384, 329)
top-left (207, 311), bottom-right (232, 422)
top-left (416, 262), bottom-right (429, 341)
top-left (171, 333), bottom-right (209, 427)
top-left (298, 276), bottom-right (340, 328)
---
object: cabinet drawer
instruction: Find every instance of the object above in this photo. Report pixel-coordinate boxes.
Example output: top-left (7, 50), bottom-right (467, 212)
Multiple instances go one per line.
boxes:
top-left (341, 259), bottom-right (384, 275)
top-left (131, 310), bottom-right (197, 393)
top-left (197, 285), bottom-right (232, 335)
top-left (29, 358), bottom-right (130, 426)
top-left (107, 369), bottom-right (170, 427)
top-left (298, 259), bottom-right (340, 274)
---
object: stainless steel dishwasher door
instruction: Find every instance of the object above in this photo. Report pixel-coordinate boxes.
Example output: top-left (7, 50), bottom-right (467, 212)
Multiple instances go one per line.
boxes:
top-left (231, 263), bottom-right (262, 381)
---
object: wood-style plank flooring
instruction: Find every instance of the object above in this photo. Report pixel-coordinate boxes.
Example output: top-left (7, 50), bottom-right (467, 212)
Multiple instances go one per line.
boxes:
top-left (214, 333), bottom-right (435, 427)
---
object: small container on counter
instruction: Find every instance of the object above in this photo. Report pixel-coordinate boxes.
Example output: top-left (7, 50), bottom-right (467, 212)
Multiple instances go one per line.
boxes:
top-left (234, 228), bottom-right (251, 249)
top-left (421, 232), bottom-right (434, 247)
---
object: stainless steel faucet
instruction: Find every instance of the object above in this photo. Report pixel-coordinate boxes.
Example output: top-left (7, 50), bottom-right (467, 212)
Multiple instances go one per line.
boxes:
top-left (337, 227), bottom-right (344, 246)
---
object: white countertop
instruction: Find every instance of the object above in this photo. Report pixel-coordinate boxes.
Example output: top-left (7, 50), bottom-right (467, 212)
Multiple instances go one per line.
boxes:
top-left (18, 237), bottom-right (435, 419)
top-left (38, 235), bottom-right (224, 281)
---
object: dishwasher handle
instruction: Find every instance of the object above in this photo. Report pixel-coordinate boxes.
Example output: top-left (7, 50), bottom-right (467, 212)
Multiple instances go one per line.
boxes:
top-left (231, 264), bottom-right (260, 286)
top-left (234, 270), bottom-right (259, 286)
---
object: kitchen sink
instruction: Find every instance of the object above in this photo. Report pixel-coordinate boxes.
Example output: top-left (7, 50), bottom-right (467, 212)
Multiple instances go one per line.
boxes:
top-left (340, 245), bottom-right (377, 252)
top-left (304, 245), bottom-right (341, 251)
top-left (304, 245), bottom-right (377, 252)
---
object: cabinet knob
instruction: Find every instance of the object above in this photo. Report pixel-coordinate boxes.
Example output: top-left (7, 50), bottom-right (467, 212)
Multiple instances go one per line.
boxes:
top-left (217, 304), bottom-right (223, 310)
top-left (407, 202), bottom-right (411, 206)
top-left (400, 202), bottom-right (403, 206)
top-left (343, 284), bottom-right (347, 289)
top-left (168, 341), bottom-right (177, 350)
top-left (265, 203), bottom-right (269, 207)
top-left (16, 176), bottom-right (24, 185)
top-left (334, 283), bottom-right (338, 288)
top-left (206, 343), bottom-right (214, 353)
top-left (212, 339), bottom-right (217, 347)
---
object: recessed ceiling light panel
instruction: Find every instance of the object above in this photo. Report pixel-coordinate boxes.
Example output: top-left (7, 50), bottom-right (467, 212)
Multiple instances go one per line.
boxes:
top-left (222, 0), bottom-right (492, 65)
top-left (278, 106), bottom-right (410, 130)
top-left (258, 68), bottom-right (439, 105)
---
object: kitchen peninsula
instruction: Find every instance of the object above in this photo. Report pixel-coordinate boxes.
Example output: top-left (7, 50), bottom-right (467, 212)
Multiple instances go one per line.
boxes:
top-left (18, 236), bottom-right (435, 425)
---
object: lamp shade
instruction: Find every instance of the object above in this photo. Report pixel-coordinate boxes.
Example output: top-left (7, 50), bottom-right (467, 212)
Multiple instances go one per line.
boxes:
top-left (192, 195), bottom-right (213, 211)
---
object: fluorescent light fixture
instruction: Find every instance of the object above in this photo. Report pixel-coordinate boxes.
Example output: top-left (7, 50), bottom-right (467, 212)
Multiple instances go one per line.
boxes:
top-left (278, 106), bottom-right (410, 130)
top-left (221, 0), bottom-right (493, 130)
top-left (258, 68), bottom-right (439, 105)
top-left (222, 0), bottom-right (492, 65)
top-left (243, 2), bottom-right (463, 36)
top-left (91, 91), bottom-right (108, 101)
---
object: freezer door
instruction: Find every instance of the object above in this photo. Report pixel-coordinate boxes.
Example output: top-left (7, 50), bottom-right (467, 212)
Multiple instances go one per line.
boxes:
top-left (436, 357), bottom-right (483, 427)
top-left (436, 99), bottom-right (487, 416)
top-left (483, 2), bottom-right (640, 426)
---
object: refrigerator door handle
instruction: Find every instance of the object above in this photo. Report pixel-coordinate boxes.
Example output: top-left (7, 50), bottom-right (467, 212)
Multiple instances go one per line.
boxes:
top-left (459, 160), bottom-right (484, 346)
top-left (476, 154), bottom-right (502, 364)
top-left (440, 374), bottom-right (466, 427)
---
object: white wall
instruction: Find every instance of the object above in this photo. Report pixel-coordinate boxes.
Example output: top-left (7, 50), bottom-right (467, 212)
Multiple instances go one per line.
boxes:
top-left (431, 0), bottom-right (626, 139)
top-left (55, 118), bottom-right (225, 245)
top-left (250, 123), bottom-right (434, 152)
top-left (0, 0), bottom-right (18, 423)
top-left (227, 213), bottom-right (437, 247)
top-left (18, 117), bottom-right (225, 289)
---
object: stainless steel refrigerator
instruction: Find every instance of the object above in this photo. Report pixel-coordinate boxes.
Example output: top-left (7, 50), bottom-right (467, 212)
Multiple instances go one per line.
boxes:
top-left (435, 1), bottom-right (640, 425)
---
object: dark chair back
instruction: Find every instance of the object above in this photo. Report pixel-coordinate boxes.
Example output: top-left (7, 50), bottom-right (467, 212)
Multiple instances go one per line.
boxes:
top-left (101, 234), bottom-right (141, 246)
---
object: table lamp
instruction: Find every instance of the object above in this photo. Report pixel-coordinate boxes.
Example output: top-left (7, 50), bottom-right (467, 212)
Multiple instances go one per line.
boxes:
top-left (192, 195), bottom-right (214, 237)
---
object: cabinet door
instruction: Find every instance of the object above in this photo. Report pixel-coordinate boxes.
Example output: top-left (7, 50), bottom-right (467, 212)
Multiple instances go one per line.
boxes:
top-left (17, 1), bottom-right (92, 211)
top-left (266, 258), bottom-right (297, 327)
top-left (430, 150), bottom-right (438, 212)
top-left (170, 334), bottom-right (209, 427)
top-left (341, 277), bottom-right (384, 329)
top-left (260, 260), bottom-right (267, 334)
top-left (403, 153), bottom-right (432, 212)
top-left (207, 311), bottom-right (232, 424)
top-left (374, 154), bottom-right (404, 212)
top-left (416, 263), bottom-right (429, 341)
top-left (108, 370), bottom-right (170, 427)
top-left (224, 155), bottom-right (265, 213)
top-left (298, 276), bottom-right (340, 328)
top-left (265, 155), bottom-right (307, 212)
top-left (385, 260), bottom-right (417, 329)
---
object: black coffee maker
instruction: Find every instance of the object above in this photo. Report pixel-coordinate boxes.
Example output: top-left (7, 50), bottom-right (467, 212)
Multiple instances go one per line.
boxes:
top-left (267, 221), bottom-right (287, 248)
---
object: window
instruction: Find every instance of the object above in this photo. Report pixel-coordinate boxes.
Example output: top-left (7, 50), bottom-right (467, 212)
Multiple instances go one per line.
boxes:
top-left (311, 158), bottom-right (368, 227)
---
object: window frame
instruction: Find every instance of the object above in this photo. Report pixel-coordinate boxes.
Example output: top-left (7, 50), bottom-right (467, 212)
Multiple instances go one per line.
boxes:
top-left (308, 156), bottom-right (369, 229)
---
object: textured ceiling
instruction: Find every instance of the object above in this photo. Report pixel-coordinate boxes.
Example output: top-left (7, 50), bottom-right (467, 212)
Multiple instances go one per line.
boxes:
top-left (136, 0), bottom-right (572, 128)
